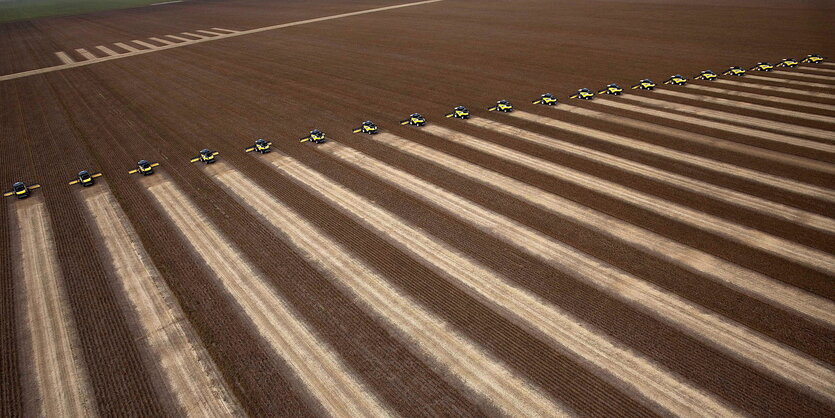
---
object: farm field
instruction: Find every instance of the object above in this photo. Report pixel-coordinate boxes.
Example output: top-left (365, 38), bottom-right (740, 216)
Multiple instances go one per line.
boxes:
top-left (1, 0), bottom-right (834, 415)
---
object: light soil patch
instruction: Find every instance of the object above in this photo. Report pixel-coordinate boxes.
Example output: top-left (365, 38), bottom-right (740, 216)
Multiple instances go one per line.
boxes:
top-left (622, 95), bottom-right (835, 142)
top-left (54, 51), bottom-right (74, 64)
top-left (131, 40), bottom-right (158, 49)
top-left (164, 35), bottom-right (192, 42)
top-left (13, 199), bottom-right (96, 417)
top-left (113, 42), bottom-right (139, 52)
top-left (148, 37), bottom-right (175, 45)
top-left (74, 48), bottom-right (96, 60)
top-left (95, 46), bottom-right (118, 56)
top-left (469, 117), bottom-right (835, 233)
top-left (425, 123), bottom-right (835, 275)
top-left (265, 152), bottom-right (738, 417)
top-left (520, 107), bottom-right (835, 200)
top-left (366, 132), bottom-right (835, 327)
top-left (775, 70), bottom-right (835, 81)
top-left (655, 89), bottom-right (835, 124)
top-left (0, 0), bottom-right (443, 81)
top-left (144, 178), bottom-right (390, 417)
top-left (207, 163), bottom-right (566, 416)
top-left (322, 140), bottom-right (835, 402)
top-left (794, 67), bottom-right (835, 75)
top-left (715, 79), bottom-right (835, 100)
top-left (685, 84), bottom-right (835, 113)
top-left (80, 186), bottom-right (242, 417)
top-left (746, 75), bottom-right (835, 90)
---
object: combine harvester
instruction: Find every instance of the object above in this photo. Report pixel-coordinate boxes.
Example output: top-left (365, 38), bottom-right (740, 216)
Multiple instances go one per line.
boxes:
top-left (128, 160), bottom-right (160, 175)
top-left (68, 170), bottom-right (102, 187)
top-left (3, 181), bottom-right (41, 199)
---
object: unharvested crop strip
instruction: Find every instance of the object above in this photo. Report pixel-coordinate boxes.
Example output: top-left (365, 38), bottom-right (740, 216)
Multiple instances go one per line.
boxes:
top-left (265, 152), bottom-right (737, 417)
top-left (364, 132), bottom-right (835, 326)
top-left (14, 201), bottom-right (96, 417)
top-left (654, 89), bottom-right (835, 124)
top-left (515, 109), bottom-right (835, 200)
top-left (425, 123), bottom-right (835, 275)
top-left (470, 117), bottom-right (835, 233)
top-left (685, 84), bottom-right (835, 112)
top-left (0, 0), bottom-right (445, 81)
top-left (746, 75), bottom-right (835, 89)
top-left (208, 164), bottom-right (566, 416)
top-left (622, 95), bottom-right (835, 141)
top-left (144, 179), bottom-right (390, 417)
top-left (715, 79), bottom-right (835, 100)
top-left (321, 140), bottom-right (835, 401)
top-left (81, 187), bottom-right (242, 417)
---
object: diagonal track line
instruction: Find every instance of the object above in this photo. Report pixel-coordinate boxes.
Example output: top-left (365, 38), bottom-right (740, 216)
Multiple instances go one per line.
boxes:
top-left (0, 0), bottom-right (444, 81)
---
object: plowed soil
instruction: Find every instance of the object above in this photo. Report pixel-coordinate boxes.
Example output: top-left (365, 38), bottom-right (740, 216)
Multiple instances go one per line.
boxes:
top-left (2, 0), bottom-right (833, 416)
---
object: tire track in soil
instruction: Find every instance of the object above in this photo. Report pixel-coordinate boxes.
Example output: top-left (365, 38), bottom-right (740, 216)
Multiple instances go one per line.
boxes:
top-left (360, 132), bottom-right (835, 328)
top-left (0, 58), bottom-right (23, 416)
top-left (264, 151), bottom-right (739, 417)
top-left (12, 198), bottom-right (97, 417)
top-left (774, 70), bottom-right (835, 81)
top-left (685, 83), bottom-right (835, 113)
top-left (24, 17), bottom-right (329, 417)
top-left (142, 176), bottom-right (392, 418)
top-left (654, 88), bottom-right (835, 124)
top-left (468, 116), bottom-right (835, 234)
top-left (519, 107), bottom-right (835, 194)
top-left (205, 161), bottom-right (568, 417)
top-left (422, 123), bottom-right (835, 275)
top-left (621, 94), bottom-right (835, 142)
top-left (74, 34), bottom-right (834, 414)
top-left (745, 75), bottom-right (835, 90)
top-left (10, 22), bottom-right (178, 415)
top-left (714, 79), bottom-right (835, 100)
top-left (79, 184), bottom-right (244, 417)
top-left (77, 54), bottom-right (490, 417)
top-left (586, 94), bottom-right (835, 165)
top-left (319, 140), bottom-right (835, 403)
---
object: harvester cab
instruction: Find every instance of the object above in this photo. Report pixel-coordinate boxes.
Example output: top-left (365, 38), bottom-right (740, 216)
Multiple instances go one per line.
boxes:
top-left (3, 181), bottom-right (40, 199)
top-left (352, 121), bottom-right (379, 134)
top-left (128, 160), bottom-right (159, 175)
top-left (598, 84), bottom-right (624, 95)
top-left (802, 54), bottom-right (825, 64)
top-left (694, 70), bottom-right (717, 81)
top-left (664, 74), bottom-right (688, 85)
top-left (570, 88), bottom-right (595, 100)
top-left (631, 79), bottom-right (656, 90)
top-left (488, 100), bottom-right (514, 112)
top-left (245, 139), bottom-right (272, 154)
top-left (777, 58), bottom-right (799, 68)
top-left (445, 106), bottom-right (470, 118)
top-left (69, 170), bottom-right (102, 186)
top-left (300, 129), bottom-right (327, 143)
top-left (532, 93), bottom-right (558, 105)
top-left (190, 149), bottom-right (219, 164)
top-left (750, 62), bottom-right (774, 72)
top-left (723, 66), bottom-right (746, 76)
top-left (400, 113), bottom-right (426, 126)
